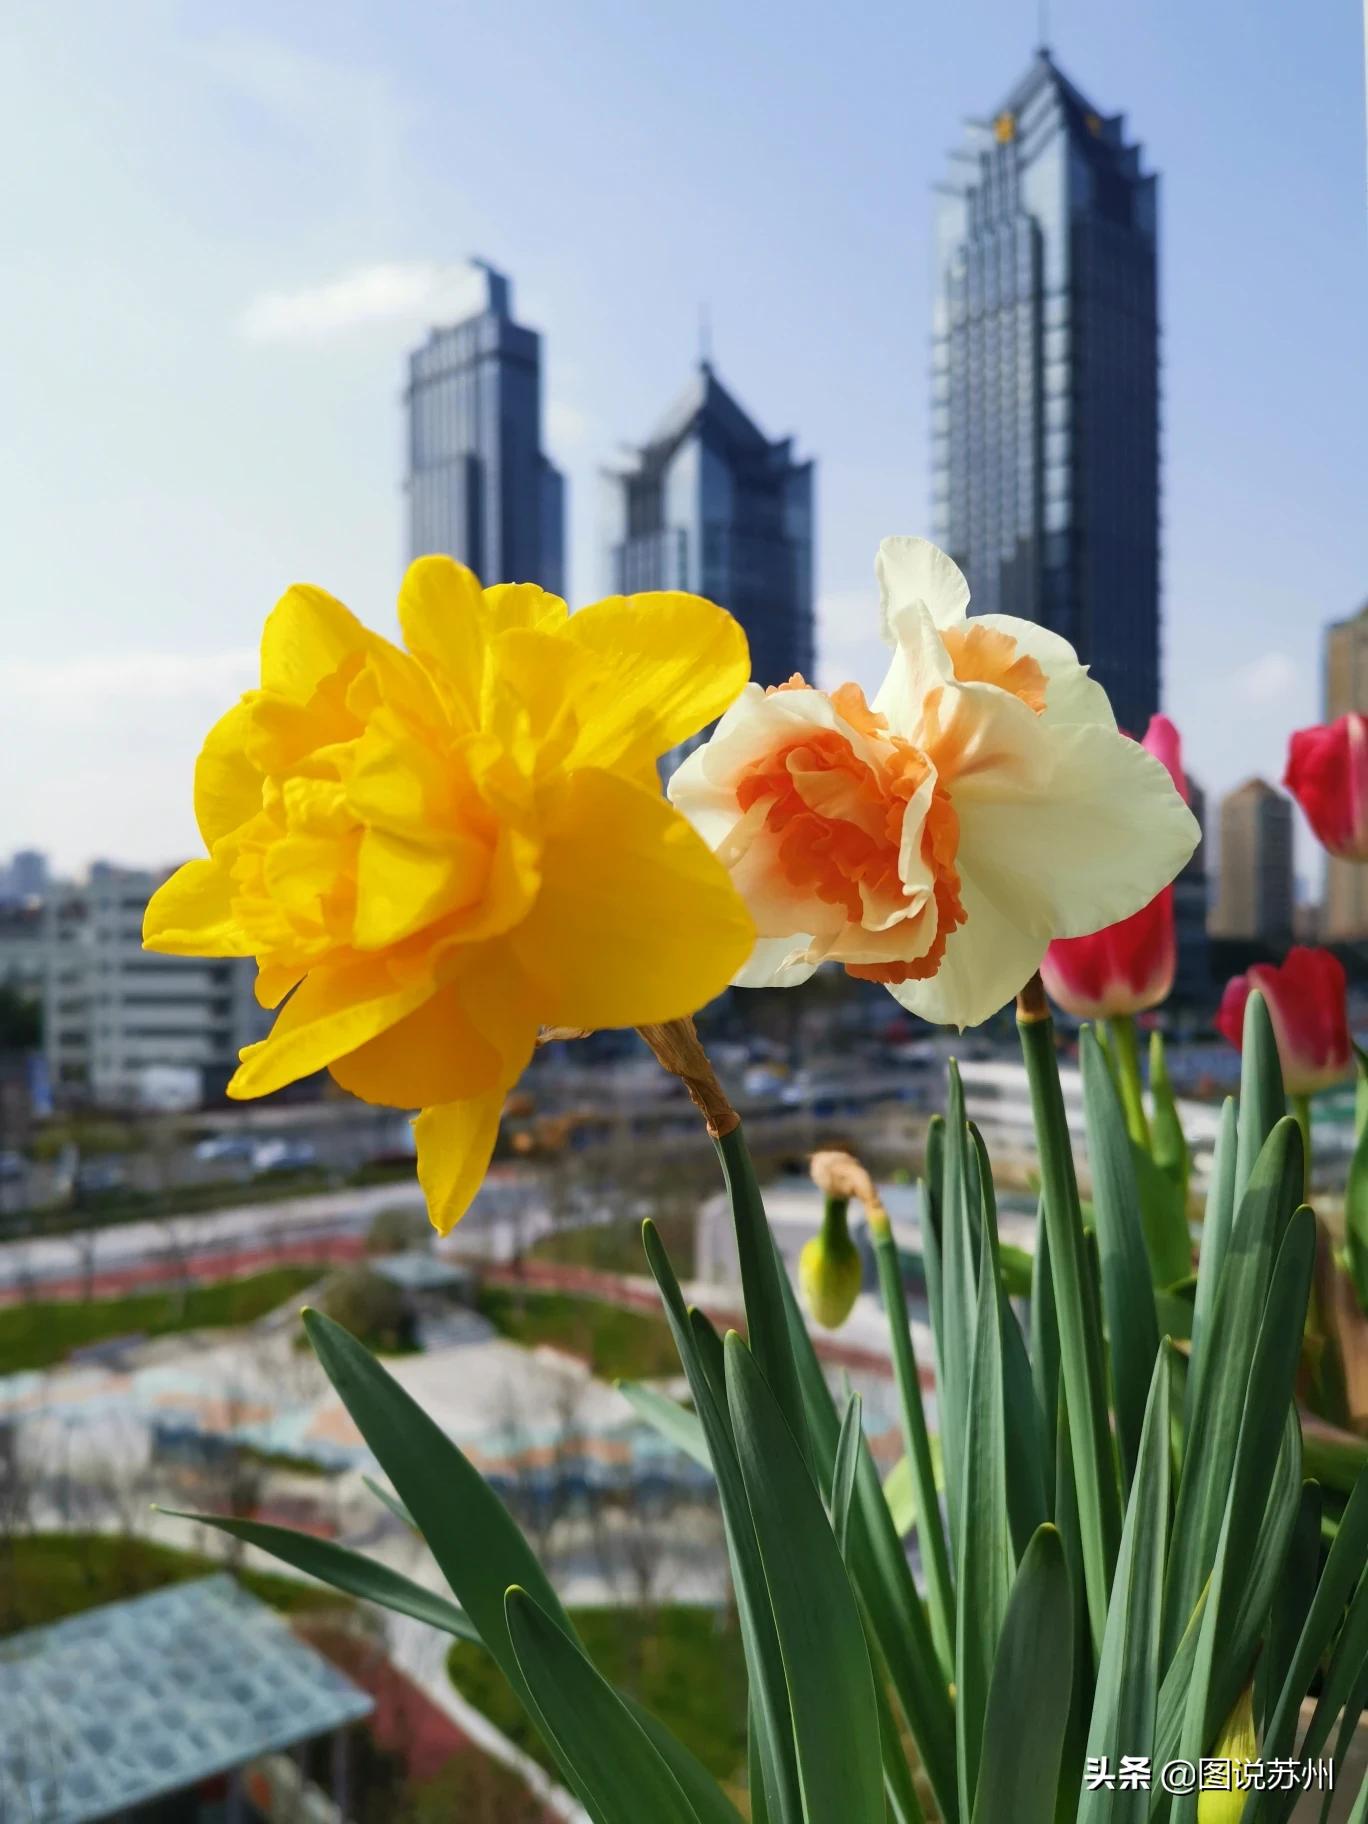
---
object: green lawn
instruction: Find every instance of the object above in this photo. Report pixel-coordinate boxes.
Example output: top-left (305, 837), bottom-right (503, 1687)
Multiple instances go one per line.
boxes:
top-left (474, 1285), bottom-right (682, 1380)
top-left (448, 1604), bottom-right (747, 1786)
top-left (0, 1263), bottom-right (323, 1375)
top-left (0, 1532), bottom-right (350, 1636)
top-left (528, 1208), bottom-right (697, 1279)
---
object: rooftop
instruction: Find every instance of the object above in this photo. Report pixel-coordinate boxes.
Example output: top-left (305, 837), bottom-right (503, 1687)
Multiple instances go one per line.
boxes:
top-left (0, 1575), bottom-right (373, 1823)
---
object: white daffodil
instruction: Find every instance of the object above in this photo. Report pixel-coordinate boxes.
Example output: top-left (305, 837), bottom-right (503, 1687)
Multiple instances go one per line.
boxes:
top-left (668, 536), bottom-right (1200, 1028)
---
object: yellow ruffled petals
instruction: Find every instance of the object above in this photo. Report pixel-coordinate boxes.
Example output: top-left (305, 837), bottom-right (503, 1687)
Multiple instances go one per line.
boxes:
top-left (352, 826), bottom-right (489, 951)
top-left (229, 962), bottom-right (432, 1100)
top-left (328, 980), bottom-right (503, 1107)
top-left (483, 581), bottom-right (569, 635)
top-left (260, 584), bottom-right (373, 704)
top-left (193, 699), bottom-right (263, 847)
top-left (414, 1088), bottom-right (508, 1235)
top-left (510, 768), bottom-right (755, 1028)
top-left (142, 858), bottom-right (252, 956)
top-left (397, 556), bottom-right (487, 726)
top-left (563, 591), bottom-right (750, 774)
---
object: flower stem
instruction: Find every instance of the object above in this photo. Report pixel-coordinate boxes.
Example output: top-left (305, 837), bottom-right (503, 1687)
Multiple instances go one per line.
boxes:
top-left (1106, 1013), bottom-right (1152, 1152)
top-left (1290, 1092), bottom-right (1312, 1203)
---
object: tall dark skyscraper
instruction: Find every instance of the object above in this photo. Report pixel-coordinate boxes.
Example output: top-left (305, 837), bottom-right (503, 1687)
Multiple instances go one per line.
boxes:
top-left (932, 50), bottom-right (1160, 737)
top-left (605, 362), bottom-right (814, 690)
top-left (405, 262), bottom-right (565, 595)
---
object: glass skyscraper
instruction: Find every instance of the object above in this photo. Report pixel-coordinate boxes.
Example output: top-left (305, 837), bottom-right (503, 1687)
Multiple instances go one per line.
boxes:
top-left (605, 361), bottom-right (814, 691)
top-left (405, 262), bottom-right (565, 595)
top-left (932, 51), bottom-right (1160, 738)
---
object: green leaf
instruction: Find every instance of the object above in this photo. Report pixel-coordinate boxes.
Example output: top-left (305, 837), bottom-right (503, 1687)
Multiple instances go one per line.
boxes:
top-left (1163, 1117), bottom-right (1304, 1657)
top-left (971, 1526), bottom-right (1074, 1824)
top-left (1149, 1028), bottom-right (1189, 1200)
top-left (1256, 1481), bottom-right (1322, 1732)
top-left (715, 1125), bottom-right (808, 1464)
top-left (725, 1331), bottom-right (885, 1824)
top-left (1187, 1098), bottom-right (1237, 1429)
top-left (1234, 989), bottom-right (1286, 1207)
top-left (831, 1391), bottom-right (863, 1558)
top-left (1029, 1197), bottom-right (1060, 1510)
top-left (627, 1698), bottom-right (747, 1824)
top-left (156, 1507), bottom-right (479, 1642)
top-left (955, 1230), bottom-right (1014, 1819)
top-left (1129, 1137), bottom-right (1195, 1291)
top-left (1080, 1027), bottom-right (1162, 1490)
top-left (939, 1063), bottom-right (980, 1563)
top-left (1001, 1293), bottom-right (1050, 1558)
top-left (1298, 1563), bottom-right (1368, 1768)
top-left (616, 1379), bottom-right (711, 1470)
top-left (1315, 1653), bottom-right (1368, 1824)
top-left (1078, 1348), bottom-right (1173, 1824)
top-left (1346, 1097), bottom-right (1368, 1310)
top-left (505, 1585), bottom-right (701, 1824)
top-left (1017, 1007), bottom-right (1122, 1655)
top-left (871, 1218), bottom-right (955, 1675)
top-left (642, 1220), bottom-right (802, 1824)
top-left (364, 1472), bottom-right (416, 1529)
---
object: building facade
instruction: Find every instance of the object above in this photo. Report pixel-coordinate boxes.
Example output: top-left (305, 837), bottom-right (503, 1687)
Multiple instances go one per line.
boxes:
top-left (42, 869), bottom-right (268, 1107)
top-left (1173, 775), bottom-right (1210, 1002)
top-left (1322, 600), bottom-right (1368, 941)
top-left (932, 50), bottom-right (1160, 738)
top-left (404, 262), bottom-right (565, 595)
top-left (1211, 779), bottom-right (1294, 944)
top-left (605, 361), bottom-right (814, 696)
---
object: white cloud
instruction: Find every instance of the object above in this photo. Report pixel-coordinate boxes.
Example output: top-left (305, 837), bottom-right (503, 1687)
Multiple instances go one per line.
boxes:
top-left (240, 261), bottom-right (489, 344)
top-left (1229, 651), bottom-right (1299, 708)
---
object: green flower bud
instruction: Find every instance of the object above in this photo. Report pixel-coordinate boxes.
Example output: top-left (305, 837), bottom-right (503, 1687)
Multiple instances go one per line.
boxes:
top-left (799, 1196), bottom-right (863, 1330)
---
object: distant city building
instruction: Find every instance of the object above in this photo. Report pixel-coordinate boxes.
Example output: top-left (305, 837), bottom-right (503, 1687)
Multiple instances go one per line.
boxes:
top-left (404, 261), bottom-right (565, 594)
top-left (1322, 599), bottom-right (1368, 940)
top-left (1211, 779), bottom-right (1294, 943)
top-left (932, 50), bottom-right (1160, 738)
top-left (605, 361), bottom-right (815, 699)
top-left (42, 868), bottom-right (268, 1107)
top-left (0, 848), bottom-right (48, 906)
top-left (0, 904), bottom-right (45, 995)
top-left (1173, 775), bottom-right (1210, 1001)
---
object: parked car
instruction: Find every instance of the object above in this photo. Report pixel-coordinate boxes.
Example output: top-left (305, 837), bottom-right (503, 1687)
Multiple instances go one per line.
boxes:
top-left (251, 1138), bottom-right (318, 1175)
top-left (75, 1158), bottom-right (126, 1197)
top-left (194, 1132), bottom-right (258, 1164)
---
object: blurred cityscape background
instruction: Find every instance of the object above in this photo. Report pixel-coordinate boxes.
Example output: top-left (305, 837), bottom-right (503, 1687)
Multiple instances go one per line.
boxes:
top-left (2, 5), bottom-right (1365, 1820)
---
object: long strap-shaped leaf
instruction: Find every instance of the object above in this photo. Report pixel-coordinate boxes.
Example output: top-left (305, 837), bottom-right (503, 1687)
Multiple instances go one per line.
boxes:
top-left (155, 1506), bottom-right (479, 1641)
top-left (1234, 990), bottom-right (1285, 1207)
top-left (955, 1227), bottom-right (1014, 1820)
top-left (939, 1066), bottom-right (980, 1564)
top-left (1078, 1347), bottom-right (1173, 1824)
top-left (642, 1220), bottom-right (803, 1824)
top-left (1018, 1005), bottom-right (1122, 1655)
top-left (1256, 1481), bottom-right (1322, 1733)
top-left (505, 1586), bottom-right (704, 1824)
top-left (1163, 1119), bottom-right (1304, 1659)
top-left (725, 1332), bottom-right (885, 1824)
top-left (1185, 1096), bottom-right (1237, 1437)
top-left (971, 1525), bottom-right (1074, 1824)
top-left (1080, 1027), bottom-right (1161, 1492)
top-left (617, 1378), bottom-right (711, 1469)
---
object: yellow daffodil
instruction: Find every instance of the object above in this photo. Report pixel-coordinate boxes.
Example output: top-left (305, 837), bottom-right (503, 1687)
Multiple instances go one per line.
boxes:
top-left (1197, 1685), bottom-right (1258, 1823)
top-left (669, 537), bottom-right (1199, 1027)
top-left (144, 560), bottom-right (755, 1231)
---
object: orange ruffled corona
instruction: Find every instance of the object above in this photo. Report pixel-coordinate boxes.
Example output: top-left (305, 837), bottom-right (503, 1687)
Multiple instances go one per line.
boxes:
top-left (143, 560), bottom-right (755, 1232)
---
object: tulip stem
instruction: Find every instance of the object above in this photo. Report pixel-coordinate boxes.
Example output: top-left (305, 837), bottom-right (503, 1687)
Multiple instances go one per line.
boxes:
top-left (1106, 1014), bottom-right (1152, 1153)
top-left (1290, 1093), bottom-right (1312, 1202)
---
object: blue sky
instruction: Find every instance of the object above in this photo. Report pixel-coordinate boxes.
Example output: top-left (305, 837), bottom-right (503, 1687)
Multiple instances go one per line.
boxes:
top-left (2, 0), bottom-right (1365, 883)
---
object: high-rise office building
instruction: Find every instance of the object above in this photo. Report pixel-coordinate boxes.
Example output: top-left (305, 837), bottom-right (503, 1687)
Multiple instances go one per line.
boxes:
top-left (932, 50), bottom-right (1160, 738)
top-left (605, 361), bottom-right (814, 693)
top-left (1322, 599), bottom-right (1368, 940)
top-left (1173, 775), bottom-right (1210, 1002)
top-left (404, 262), bottom-right (565, 595)
top-left (1211, 779), bottom-right (1294, 943)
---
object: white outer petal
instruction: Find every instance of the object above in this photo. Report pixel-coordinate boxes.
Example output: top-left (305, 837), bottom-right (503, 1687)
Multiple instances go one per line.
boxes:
top-left (872, 600), bottom-right (955, 738)
top-left (972, 613), bottom-right (1117, 731)
top-left (876, 537), bottom-right (971, 636)
top-left (733, 935), bottom-right (820, 988)
top-left (887, 867), bottom-right (1047, 1028)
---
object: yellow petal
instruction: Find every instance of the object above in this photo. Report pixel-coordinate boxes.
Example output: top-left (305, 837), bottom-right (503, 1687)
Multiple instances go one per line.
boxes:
top-left (255, 962), bottom-right (302, 1009)
top-left (415, 1088), bottom-right (506, 1235)
top-left (398, 556), bottom-right (487, 726)
top-left (329, 980), bottom-right (502, 1106)
top-left (562, 592), bottom-right (750, 774)
top-left (228, 962), bottom-right (433, 1099)
top-left (194, 698), bottom-right (263, 847)
top-left (143, 859), bottom-right (252, 957)
top-left (260, 584), bottom-right (372, 704)
top-left (483, 581), bottom-right (569, 634)
top-left (509, 768), bottom-right (755, 1028)
top-left (352, 826), bottom-right (490, 950)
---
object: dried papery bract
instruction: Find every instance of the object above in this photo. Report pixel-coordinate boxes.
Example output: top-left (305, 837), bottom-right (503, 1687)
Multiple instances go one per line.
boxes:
top-left (636, 1019), bottom-right (739, 1138)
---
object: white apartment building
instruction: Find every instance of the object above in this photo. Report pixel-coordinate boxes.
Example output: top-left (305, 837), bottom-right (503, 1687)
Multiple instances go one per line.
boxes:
top-left (42, 868), bottom-right (268, 1108)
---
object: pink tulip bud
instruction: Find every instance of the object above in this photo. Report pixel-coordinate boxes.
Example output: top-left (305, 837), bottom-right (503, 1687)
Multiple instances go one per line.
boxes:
top-left (1215, 948), bottom-right (1352, 1097)
top-left (1285, 713), bottom-right (1368, 861)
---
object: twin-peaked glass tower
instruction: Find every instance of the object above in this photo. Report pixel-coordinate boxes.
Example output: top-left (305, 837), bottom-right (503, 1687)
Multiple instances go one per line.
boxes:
top-left (932, 49), bottom-right (1160, 740)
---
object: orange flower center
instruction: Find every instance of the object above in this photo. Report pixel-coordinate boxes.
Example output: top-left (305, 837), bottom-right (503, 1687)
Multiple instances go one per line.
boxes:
top-left (741, 681), bottom-right (966, 983)
top-left (941, 623), bottom-right (1047, 714)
